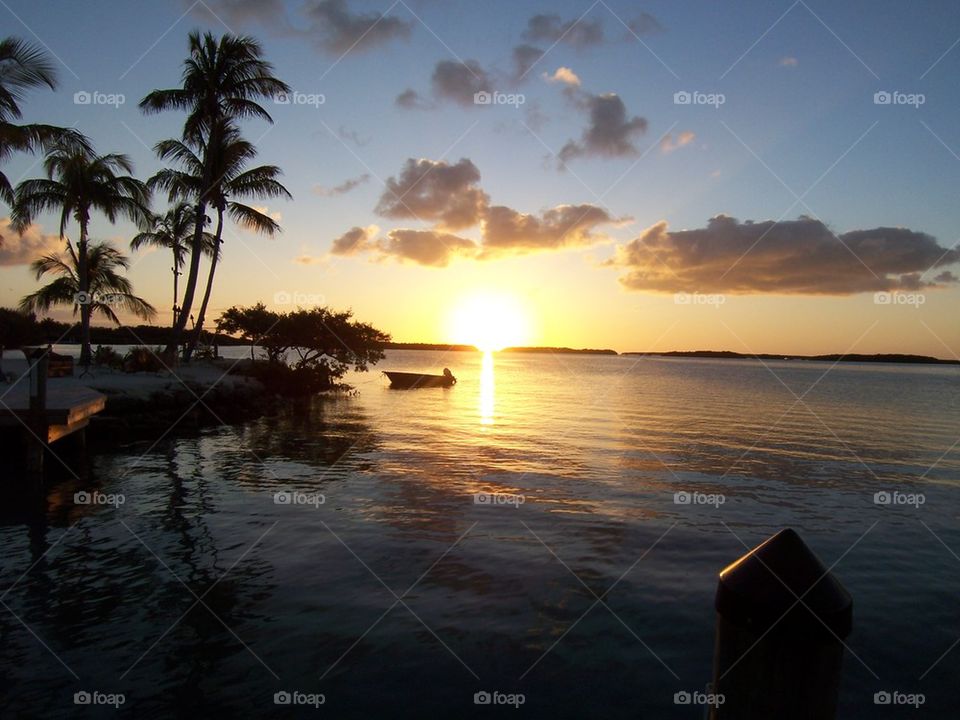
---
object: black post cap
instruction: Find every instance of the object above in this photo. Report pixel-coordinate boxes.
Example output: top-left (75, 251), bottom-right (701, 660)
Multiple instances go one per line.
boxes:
top-left (715, 528), bottom-right (853, 639)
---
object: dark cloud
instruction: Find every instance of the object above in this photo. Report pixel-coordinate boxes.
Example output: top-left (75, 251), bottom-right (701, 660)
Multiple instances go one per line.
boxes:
top-left (559, 91), bottom-right (648, 165)
top-left (375, 158), bottom-right (489, 230)
top-left (512, 44), bottom-right (545, 81)
top-left (523, 13), bottom-right (604, 48)
top-left (481, 204), bottom-right (619, 256)
top-left (395, 88), bottom-right (432, 110)
top-left (330, 225), bottom-right (378, 256)
top-left (313, 174), bottom-right (370, 197)
top-left (302, 0), bottom-right (412, 54)
top-left (193, 0), bottom-right (410, 54)
top-left (379, 229), bottom-right (477, 267)
top-left (431, 60), bottom-right (492, 106)
top-left (337, 126), bottom-right (370, 147)
top-left (611, 215), bottom-right (960, 295)
top-left (626, 12), bottom-right (663, 36)
top-left (189, 0), bottom-right (286, 29)
top-left (0, 218), bottom-right (62, 266)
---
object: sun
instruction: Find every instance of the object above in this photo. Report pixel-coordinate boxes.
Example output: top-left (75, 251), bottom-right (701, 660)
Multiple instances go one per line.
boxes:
top-left (447, 292), bottom-right (533, 351)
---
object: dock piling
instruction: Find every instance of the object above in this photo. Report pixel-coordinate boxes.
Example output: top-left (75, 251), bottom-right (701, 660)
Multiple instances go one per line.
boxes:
top-left (708, 528), bottom-right (852, 719)
top-left (26, 349), bottom-right (49, 480)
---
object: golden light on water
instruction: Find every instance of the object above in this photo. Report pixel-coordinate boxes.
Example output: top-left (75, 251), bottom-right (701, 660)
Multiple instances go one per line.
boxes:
top-left (447, 292), bottom-right (532, 352)
top-left (480, 350), bottom-right (495, 425)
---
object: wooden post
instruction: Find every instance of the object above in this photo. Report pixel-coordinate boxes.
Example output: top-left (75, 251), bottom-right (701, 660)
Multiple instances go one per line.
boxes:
top-left (26, 349), bottom-right (49, 481)
top-left (709, 528), bottom-right (852, 719)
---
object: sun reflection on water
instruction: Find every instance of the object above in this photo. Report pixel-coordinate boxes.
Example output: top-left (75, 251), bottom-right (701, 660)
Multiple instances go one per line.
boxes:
top-left (480, 351), bottom-right (495, 425)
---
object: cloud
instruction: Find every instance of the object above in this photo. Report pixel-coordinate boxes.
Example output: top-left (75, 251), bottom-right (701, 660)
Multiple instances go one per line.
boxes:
top-left (330, 224), bottom-right (379, 256)
top-left (375, 158), bottom-right (489, 230)
top-left (558, 92), bottom-right (648, 165)
top-left (542, 66), bottom-right (581, 86)
top-left (512, 44), bottom-right (545, 81)
top-left (0, 218), bottom-right (63, 266)
top-left (610, 215), bottom-right (960, 295)
top-left (395, 88), bottom-right (432, 110)
top-left (192, 0), bottom-right (410, 55)
top-left (523, 13), bottom-right (604, 48)
top-left (337, 126), bottom-right (370, 147)
top-left (189, 0), bottom-right (286, 29)
top-left (780, 56), bottom-right (799, 67)
top-left (431, 60), bottom-right (492, 106)
top-left (379, 229), bottom-right (477, 267)
top-left (660, 131), bottom-right (696, 154)
top-left (626, 12), bottom-right (663, 36)
top-left (294, 252), bottom-right (329, 266)
top-left (313, 173), bottom-right (371, 197)
top-left (481, 204), bottom-right (620, 256)
top-left (301, 0), bottom-right (412, 54)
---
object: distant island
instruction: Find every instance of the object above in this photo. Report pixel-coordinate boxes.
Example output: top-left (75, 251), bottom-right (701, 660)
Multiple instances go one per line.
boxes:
top-left (382, 342), bottom-right (618, 355)
top-left (622, 350), bottom-right (959, 365)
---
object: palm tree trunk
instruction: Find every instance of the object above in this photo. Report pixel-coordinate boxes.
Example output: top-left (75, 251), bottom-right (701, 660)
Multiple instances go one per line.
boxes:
top-left (185, 208), bottom-right (223, 361)
top-left (77, 222), bottom-right (92, 367)
top-left (172, 256), bottom-right (179, 327)
top-left (165, 199), bottom-right (205, 358)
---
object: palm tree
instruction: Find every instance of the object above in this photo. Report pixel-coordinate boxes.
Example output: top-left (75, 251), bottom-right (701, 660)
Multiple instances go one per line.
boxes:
top-left (0, 37), bottom-right (88, 208)
top-left (20, 241), bottom-right (156, 325)
top-left (11, 142), bottom-right (151, 365)
top-left (149, 122), bottom-right (290, 359)
top-left (140, 31), bottom-right (290, 358)
top-left (131, 201), bottom-right (218, 327)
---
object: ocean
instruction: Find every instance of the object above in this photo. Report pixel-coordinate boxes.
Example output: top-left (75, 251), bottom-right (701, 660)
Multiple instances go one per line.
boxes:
top-left (1, 349), bottom-right (958, 718)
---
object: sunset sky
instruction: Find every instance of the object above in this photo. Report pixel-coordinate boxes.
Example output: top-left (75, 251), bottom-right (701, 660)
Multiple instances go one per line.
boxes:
top-left (1, 0), bottom-right (959, 356)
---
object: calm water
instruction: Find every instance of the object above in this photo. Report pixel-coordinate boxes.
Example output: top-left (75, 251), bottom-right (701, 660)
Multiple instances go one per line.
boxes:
top-left (1, 350), bottom-right (959, 718)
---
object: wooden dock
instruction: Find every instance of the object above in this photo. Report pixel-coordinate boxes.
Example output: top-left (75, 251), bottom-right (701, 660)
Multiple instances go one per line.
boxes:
top-left (0, 380), bottom-right (106, 442)
top-left (1, 351), bottom-right (106, 478)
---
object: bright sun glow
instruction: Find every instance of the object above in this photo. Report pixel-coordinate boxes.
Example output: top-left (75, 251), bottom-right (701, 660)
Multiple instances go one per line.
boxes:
top-left (448, 293), bottom-right (532, 351)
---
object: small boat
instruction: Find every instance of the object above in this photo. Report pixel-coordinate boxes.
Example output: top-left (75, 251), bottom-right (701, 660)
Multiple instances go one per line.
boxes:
top-left (383, 368), bottom-right (457, 389)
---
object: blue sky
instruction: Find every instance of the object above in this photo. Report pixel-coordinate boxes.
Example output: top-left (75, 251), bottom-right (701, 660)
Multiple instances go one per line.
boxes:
top-left (1, 0), bottom-right (959, 355)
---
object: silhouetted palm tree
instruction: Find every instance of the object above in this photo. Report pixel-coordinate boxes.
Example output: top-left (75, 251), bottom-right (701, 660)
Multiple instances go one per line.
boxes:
top-left (12, 142), bottom-right (151, 364)
top-left (131, 201), bottom-right (218, 326)
top-left (0, 37), bottom-right (88, 208)
top-left (140, 31), bottom-right (289, 358)
top-left (150, 121), bottom-right (290, 358)
top-left (20, 241), bottom-right (156, 324)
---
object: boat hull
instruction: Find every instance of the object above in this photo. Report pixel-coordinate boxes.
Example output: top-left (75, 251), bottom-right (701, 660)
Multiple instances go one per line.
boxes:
top-left (383, 371), bottom-right (455, 389)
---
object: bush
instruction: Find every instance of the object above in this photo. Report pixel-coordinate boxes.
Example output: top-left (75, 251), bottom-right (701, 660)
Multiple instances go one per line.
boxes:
top-left (240, 360), bottom-right (339, 396)
top-left (123, 346), bottom-right (167, 373)
top-left (93, 345), bottom-right (123, 368)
